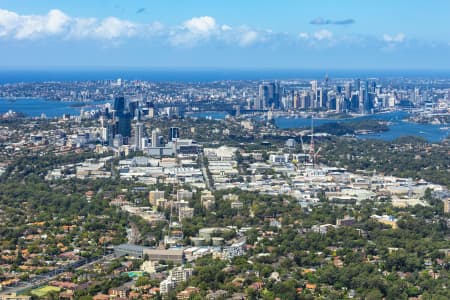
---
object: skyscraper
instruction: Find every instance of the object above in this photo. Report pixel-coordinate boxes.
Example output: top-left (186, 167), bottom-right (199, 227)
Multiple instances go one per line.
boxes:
top-left (135, 122), bottom-right (145, 150)
top-left (169, 127), bottom-right (180, 141)
top-left (310, 80), bottom-right (318, 108)
top-left (354, 79), bottom-right (361, 92)
top-left (344, 82), bottom-right (352, 99)
top-left (113, 96), bottom-right (125, 116)
top-left (113, 96), bottom-right (132, 140)
top-left (117, 112), bottom-right (132, 138)
top-left (363, 81), bottom-right (371, 114)
top-left (152, 128), bottom-right (161, 147)
top-left (258, 82), bottom-right (278, 109)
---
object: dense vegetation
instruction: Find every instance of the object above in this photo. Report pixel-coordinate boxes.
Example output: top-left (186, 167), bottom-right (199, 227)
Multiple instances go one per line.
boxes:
top-left (320, 137), bottom-right (450, 188)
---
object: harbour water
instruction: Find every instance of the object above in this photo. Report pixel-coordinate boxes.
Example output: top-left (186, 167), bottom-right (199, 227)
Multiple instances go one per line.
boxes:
top-left (1, 98), bottom-right (448, 142)
top-left (0, 97), bottom-right (108, 118)
top-left (275, 111), bottom-right (449, 142)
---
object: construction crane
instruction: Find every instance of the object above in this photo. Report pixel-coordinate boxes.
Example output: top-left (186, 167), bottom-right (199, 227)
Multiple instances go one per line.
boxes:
top-left (299, 134), bottom-right (305, 153)
top-left (313, 147), bottom-right (322, 167)
top-left (309, 115), bottom-right (315, 164)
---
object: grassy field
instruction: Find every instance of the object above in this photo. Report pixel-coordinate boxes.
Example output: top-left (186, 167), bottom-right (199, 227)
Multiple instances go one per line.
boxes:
top-left (31, 286), bottom-right (61, 297)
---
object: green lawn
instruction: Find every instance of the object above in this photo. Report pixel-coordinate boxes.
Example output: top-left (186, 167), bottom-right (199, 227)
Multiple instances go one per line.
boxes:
top-left (31, 286), bottom-right (61, 297)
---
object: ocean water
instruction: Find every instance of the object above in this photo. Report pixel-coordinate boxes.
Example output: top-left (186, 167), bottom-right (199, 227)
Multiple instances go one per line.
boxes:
top-left (2, 69), bottom-right (450, 84)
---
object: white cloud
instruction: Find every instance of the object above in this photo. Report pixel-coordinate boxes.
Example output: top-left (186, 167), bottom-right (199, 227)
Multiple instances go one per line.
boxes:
top-left (183, 16), bottom-right (216, 35)
top-left (93, 17), bottom-right (137, 40)
top-left (313, 29), bottom-right (333, 41)
top-left (0, 8), bottom-right (70, 40)
top-left (168, 16), bottom-right (218, 47)
top-left (383, 33), bottom-right (405, 43)
top-left (298, 32), bottom-right (309, 40)
top-left (0, 8), bottom-right (162, 41)
top-left (238, 30), bottom-right (259, 46)
top-left (2, 7), bottom-right (414, 52)
top-left (46, 9), bottom-right (70, 34)
top-left (221, 24), bottom-right (232, 31)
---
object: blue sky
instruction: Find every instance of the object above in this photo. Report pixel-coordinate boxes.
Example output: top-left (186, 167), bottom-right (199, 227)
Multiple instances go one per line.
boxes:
top-left (1, 0), bottom-right (449, 69)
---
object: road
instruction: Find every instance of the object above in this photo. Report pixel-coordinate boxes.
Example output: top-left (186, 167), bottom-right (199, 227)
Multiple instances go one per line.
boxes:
top-left (199, 153), bottom-right (213, 190)
top-left (0, 254), bottom-right (114, 296)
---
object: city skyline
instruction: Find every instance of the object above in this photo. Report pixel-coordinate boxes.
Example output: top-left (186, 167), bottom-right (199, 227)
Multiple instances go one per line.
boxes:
top-left (1, 0), bottom-right (450, 69)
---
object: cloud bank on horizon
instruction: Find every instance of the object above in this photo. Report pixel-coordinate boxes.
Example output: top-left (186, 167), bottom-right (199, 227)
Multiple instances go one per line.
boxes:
top-left (0, 8), bottom-right (402, 48)
top-left (0, 6), bottom-right (449, 69)
top-left (310, 17), bottom-right (355, 25)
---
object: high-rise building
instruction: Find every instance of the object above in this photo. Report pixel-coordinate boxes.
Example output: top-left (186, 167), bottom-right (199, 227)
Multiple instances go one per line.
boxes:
top-left (113, 96), bottom-right (125, 116)
top-left (363, 81), bottom-right (371, 114)
top-left (151, 128), bottom-right (161, 147)
top-left (310, 80), bottom-right (318, 108)
top-left (169, 127), bottom-right (180, 141)
top-left (317, 87), bottom-right (324, 108)
top-left (359, 82), bottom-right (365, 113)
top-left (354, 79), bottom-right (361, 92)
top-left (344, 82), bottom-right (352, 99)
top-left (258, 82), bottom-right (278, 109)
top-left (117, 112), bottom-right (132, 138)
top-left (135, 122), bottom-right (145, 150)
top-left (112, 96), bottom-right (132, 140)
top-left (273, 81), bottom-right (281, 108)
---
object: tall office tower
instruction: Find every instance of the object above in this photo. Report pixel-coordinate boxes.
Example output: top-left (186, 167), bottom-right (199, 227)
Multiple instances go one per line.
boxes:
top-left (327, 90), bottom-right (334, 110)
top-left (413, 88), bottom-right (420, 104)
top-left (246, 98), bottom-right (252, 109)
top-left (359, 82), bottom-right (365, 113)
top-left (113, 96), bottom-right (126, 116)
top-left (344, 82), bottom-right (352, 99)
top-left (317, 87), bottom-right (323, 108)
top-left (364, 81), bottom-right (371, 114)
top-left (128, 101), bottom-right (139, 119)
top-left (151, 128), bottom-right (161, 147)
top-left (336, 95), bottom-right (344, 112)
top-left (113, 96), bottom-right (131, 140)
top-left (310, 80), bottom-right (318, 93)
top-left (273, 81), bottom-right (281, 109)
top-left (117, 112), bottom-right (132, 138)
top-left (135, 122), bottom-right (145, 150)
top-left (106, 123), bottom-right (116, 146)
top-left (281, 91), bottom-right (292, 110)
top-left (169, 127), bottom-right (180, 141)
top-left (253, 97), bottom-right (262, 110)
top-left (310, 80), bottom-right (318, 108)
top-left (354, 79), bottom-right (361, 92)
top-left (371, 81), bottom-right (377, 93)
top-left (351, 94), bottom-right (360, 112)
top-left (375, 85), bottom-right (382, 96)
top-left (302, 92), bottom-right (311, 109)
top-left (258, 84), bottom-right (267, 109)
top-left (258, 83), bottom-right (276, 109)
top-left (293, 92), bottom-right (300, 109)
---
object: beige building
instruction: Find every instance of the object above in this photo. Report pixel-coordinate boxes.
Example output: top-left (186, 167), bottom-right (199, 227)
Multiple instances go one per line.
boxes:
top-left (149, 190), bottom-right (165, 206)
top-left (0, 294), bottom-right (31, 300)
top-left (201, 190), bottom-right (215, 210)
top-left (444, 198), bottom-right (450, 214)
